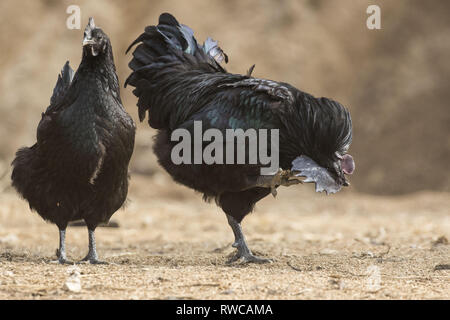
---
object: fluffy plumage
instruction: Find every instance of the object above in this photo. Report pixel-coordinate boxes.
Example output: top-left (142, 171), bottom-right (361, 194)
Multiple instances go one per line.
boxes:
top-left (126, 13), bottom-right (353, 262)
top-left (12, 18), bottom-right (136, 264)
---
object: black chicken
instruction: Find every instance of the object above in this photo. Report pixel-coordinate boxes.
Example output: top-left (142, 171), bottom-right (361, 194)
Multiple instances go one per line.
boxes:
top-left (11, 18), bottom-right (136, 264)
top-left (126, 13), bottom-right (354, 263)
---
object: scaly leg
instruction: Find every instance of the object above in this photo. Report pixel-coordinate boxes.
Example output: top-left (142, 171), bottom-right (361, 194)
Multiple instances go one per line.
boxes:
top-left (226, 215), bottom-right (272, 264)
top-left (79, 229), bottom-right (108, 264)
top-left (55, 228), bottom-right (73, 264)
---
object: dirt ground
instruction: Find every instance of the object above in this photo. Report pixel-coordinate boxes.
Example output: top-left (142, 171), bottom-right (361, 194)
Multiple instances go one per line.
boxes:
top-left (0, 173), bottom-right (449, 300)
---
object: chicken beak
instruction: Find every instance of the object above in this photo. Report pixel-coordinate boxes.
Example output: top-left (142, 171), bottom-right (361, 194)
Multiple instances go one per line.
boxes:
top-left (83, 39), bottom-right (95, 47)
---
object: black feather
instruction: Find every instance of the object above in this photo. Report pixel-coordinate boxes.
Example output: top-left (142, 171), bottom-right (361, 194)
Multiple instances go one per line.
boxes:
top-left (126, 13), bottom-right (353, 225)
top-left (12, 25), bottom-right (136, 235)
top-left (49, 61), bottom-right (74, 106)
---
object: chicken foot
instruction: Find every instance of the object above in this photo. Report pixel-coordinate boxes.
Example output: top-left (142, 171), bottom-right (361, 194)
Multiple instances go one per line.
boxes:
top-left (78, 229), bottom-right (108, 264)
top-left (246, 169), bottom-right (303, 197)
top-left (226, 215), bottom-right (272, 264)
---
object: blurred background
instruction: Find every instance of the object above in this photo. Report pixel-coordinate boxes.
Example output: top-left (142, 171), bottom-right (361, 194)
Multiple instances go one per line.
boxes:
top-left (0, 0), bottom-right (449, 195)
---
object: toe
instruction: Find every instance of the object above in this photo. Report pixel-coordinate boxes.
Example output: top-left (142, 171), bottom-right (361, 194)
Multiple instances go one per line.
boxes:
top-left (227, 252), bottom-right (273, 265)
top-left (226, 254), bottom-right (240, 264)
top-left (89, 259), bottom-right (109, 265)
top-left (58, 258), bottom-right (74, 265)
top-left (244, 255), bottom-right (273, 264)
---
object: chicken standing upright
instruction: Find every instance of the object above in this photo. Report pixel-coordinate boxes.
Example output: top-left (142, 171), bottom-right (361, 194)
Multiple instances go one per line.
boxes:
top-left (126, 13), bottom-right (354, 263)
top-left (11, 18), bottom-right (136, 264)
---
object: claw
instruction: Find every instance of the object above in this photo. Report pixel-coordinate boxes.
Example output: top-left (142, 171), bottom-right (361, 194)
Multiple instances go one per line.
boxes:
top-left (269, 169), bottom-right (302, 196)
top-left (79, 253), bottom-right (108, 265)
top-left (227, 252), bottom-right (273, 264)
top-left (59, 258), bottom-right (75, 265)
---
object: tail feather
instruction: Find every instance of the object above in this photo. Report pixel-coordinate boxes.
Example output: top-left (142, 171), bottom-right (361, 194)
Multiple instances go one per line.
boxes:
top-left (125, 14), bottom-right (191, 59)
top-left (158, 12), bottom-right (180, 27)
top-left (203, 37), bottom-right (228, 64)
top-left (126, 13), bottom-right (227, 84)
top-left (125, 13), bottom-right (229, 126)
top-left (158, 13), bottom-right (195, 53)
top-left (50, 61), bottom-right (74, 106)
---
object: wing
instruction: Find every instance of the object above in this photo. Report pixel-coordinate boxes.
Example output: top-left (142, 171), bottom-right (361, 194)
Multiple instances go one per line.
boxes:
top-left (178, 77), bottom-right (296, 132)
top-left (37, 61), bottom-right (76, 143)
top-left (165, 76), bottom-right (296, 173)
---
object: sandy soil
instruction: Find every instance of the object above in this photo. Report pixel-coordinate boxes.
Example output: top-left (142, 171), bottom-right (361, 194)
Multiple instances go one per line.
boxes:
top-left (0, 174), bottom-right (449, 300)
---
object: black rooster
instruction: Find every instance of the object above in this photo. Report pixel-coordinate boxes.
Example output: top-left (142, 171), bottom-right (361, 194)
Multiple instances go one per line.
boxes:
top-left (126, 13), bottom-right (354, 263)
top-left (11, 18), bottom-right (136, 264)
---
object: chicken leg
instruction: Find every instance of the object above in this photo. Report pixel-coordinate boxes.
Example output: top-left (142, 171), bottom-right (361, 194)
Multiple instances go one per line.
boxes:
top-left (79, 229), bottom-right (108, 264)
top-left (226, 215), bottom-right (272, 264)
top-left (55, 228), bottom-right (73, 264)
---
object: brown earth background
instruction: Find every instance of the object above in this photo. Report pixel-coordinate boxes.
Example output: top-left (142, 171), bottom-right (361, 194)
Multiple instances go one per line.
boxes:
top-left (1, 0), bottom-right (449, 195)
top-left (0, 0), bottom-right (449, 300)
